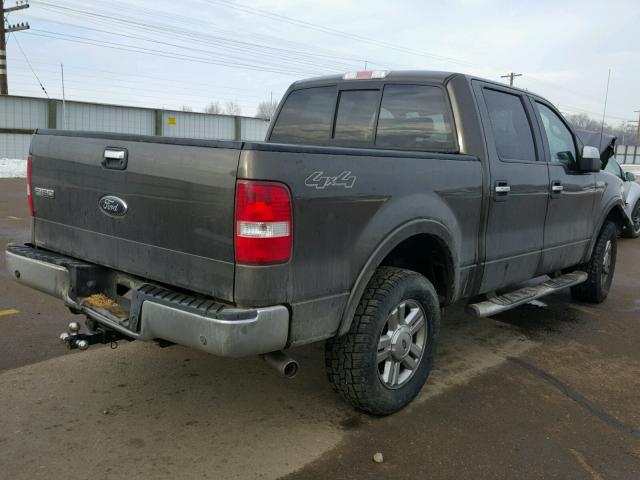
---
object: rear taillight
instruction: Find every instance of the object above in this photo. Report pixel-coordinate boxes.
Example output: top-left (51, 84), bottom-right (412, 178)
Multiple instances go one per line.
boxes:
top-left (235, 180), bottom-right (292, 265)
top-left (27, 155), bottom-right (34, 216)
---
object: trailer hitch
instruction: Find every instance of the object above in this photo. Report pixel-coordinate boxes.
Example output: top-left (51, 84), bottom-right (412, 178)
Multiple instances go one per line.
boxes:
top-left (59, 320), bottom-right (131, 351)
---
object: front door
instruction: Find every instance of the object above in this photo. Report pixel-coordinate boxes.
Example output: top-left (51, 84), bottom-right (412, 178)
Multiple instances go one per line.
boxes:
top-left (530, 100), bottom-right (597, 272)
top-left (473, 82), bottom-right (550, 293)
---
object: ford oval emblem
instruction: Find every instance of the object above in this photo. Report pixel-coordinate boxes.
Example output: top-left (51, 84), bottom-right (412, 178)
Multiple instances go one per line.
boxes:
top-left (98, 195), bottom-right (128, 217)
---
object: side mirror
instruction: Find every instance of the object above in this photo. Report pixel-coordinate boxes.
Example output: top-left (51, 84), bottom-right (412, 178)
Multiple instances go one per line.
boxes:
top-left (626, 171), bottom-right (637, 182)
top-left (577, 146), bottom-right (601, 173)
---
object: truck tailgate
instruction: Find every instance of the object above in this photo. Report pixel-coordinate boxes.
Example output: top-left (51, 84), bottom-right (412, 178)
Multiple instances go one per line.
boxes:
top-left (30, 131), bottom-right (239, 302)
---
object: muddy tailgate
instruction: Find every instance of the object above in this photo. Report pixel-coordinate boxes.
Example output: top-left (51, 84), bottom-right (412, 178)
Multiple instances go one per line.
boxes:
top-left (30, 130), bottom-right (240, 302)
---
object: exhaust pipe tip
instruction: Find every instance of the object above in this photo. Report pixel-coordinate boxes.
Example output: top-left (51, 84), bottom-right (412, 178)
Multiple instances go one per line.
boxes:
top-left (261, 351), bottom-right (299, 378)
top-left (282, 360), bottom-right (298, 378)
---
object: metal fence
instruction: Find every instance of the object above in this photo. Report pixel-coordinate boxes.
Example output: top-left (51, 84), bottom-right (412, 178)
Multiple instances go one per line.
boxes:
top-left (614, 145), bottom-right (640, 165)
top-left (0, 95), bottom-right (270, 159)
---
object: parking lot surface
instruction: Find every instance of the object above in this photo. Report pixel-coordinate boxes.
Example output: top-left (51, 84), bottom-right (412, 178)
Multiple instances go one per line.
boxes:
top-left (1, 178), bottom-right (639, 479)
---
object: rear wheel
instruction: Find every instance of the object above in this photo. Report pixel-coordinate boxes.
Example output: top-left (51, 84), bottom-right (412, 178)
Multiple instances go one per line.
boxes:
top-left (570, 221), bottom-right (617, 303)
top-left (622, 200), bottom-right (640, 238)
top-left (325, 267), bottom-right (440, 415)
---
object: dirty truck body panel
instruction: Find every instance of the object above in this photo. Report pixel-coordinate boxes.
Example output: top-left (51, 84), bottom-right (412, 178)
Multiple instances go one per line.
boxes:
top-left (8, 71), bottom-right (625, 357)
top-left (30, 132), bottom-right (239, 302)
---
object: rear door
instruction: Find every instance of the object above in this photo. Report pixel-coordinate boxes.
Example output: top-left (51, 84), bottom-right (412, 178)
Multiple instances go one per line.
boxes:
top-left (530, 100), bottom-right (597, 271)
top-left (473, 82), bottom-right (550, 293)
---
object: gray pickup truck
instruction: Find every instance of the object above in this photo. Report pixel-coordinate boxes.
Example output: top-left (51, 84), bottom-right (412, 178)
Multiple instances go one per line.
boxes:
top-left (6, 71), bottom-right (630, 414)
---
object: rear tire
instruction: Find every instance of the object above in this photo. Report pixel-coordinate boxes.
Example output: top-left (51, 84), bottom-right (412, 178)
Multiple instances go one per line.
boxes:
top-left (622, 200), bottom-right (640, 238)
top-left (325, 267), bottom-right (440, 415)
top-left (570, 221), bottom-right (617, 303)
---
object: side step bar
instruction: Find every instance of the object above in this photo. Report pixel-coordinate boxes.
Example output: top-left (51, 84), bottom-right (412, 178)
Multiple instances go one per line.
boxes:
top-left (466, 271), bottom-right (588, 318)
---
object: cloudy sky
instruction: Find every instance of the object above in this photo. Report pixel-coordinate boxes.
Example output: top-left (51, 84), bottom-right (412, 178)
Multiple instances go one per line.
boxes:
top-left (5, 0), bottom-right (640, 125)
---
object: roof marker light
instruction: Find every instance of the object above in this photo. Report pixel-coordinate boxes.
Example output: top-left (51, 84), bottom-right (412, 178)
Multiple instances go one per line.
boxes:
top-left (343, 70), bottom-right (389, 80)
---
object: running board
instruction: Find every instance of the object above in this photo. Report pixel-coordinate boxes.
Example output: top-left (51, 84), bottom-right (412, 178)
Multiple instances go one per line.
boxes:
top-left (466, 271), bottom-right (588, 318)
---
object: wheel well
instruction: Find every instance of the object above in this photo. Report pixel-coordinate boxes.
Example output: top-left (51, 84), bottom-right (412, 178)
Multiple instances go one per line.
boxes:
top-left (605, 204), bottom-right (629, 233)
top-left (379, 234), bottom-right (453, 303)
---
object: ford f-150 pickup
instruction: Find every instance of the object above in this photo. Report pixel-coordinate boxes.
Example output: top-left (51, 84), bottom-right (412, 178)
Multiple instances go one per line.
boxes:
top-left (6, 70), bottom-right (630, 414)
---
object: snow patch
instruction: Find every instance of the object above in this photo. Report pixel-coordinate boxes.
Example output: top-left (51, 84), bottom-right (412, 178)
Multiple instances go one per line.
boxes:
top-left (0, 158), bottom-right (27, 178)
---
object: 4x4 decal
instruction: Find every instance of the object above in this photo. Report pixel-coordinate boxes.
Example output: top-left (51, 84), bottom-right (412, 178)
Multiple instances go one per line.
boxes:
top-left (304, 171), bottom-right (356, 189)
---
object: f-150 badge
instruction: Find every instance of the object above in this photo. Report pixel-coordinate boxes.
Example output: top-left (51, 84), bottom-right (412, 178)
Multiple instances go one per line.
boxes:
top-left (305, 171), bottom-right (356, 190)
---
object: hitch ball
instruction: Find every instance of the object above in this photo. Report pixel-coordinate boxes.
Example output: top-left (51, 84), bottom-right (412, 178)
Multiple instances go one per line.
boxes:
top-left (59, 332), bottom-right (71, 344)
top-left (76, 339), bottom-right (90, 351)
top-left (68, 321), bottom-right (81, 334)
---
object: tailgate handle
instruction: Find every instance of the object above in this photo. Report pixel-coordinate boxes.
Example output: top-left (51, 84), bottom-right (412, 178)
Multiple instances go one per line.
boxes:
top-left (102, 148), bottom-right (128, 170)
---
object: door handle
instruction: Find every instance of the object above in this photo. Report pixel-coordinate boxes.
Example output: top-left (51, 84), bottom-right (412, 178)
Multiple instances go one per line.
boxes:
top-left (494, 181), bottom-right (510, 202)
top-left (551, 181), bottom-right (563, 198)
top-left (102, 147), bottom-right (128, 170)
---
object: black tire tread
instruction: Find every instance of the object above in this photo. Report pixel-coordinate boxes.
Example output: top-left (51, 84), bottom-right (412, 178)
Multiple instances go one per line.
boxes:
top-left (325, 266), bottom-right (438, 415)
top-left (621, 200), bottom-right (640, 239)
top-left (570, 221), bottom-right (617, 303)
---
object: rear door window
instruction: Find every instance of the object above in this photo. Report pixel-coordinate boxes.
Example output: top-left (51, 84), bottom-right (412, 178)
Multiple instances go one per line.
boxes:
top-left (375, 85), bottom-right (456, 152)
top-left (270, 86), bottom-right (334, 144)
top-left (482, 88), bottom-right (537, 162)
top-left (333, 90), bottom-right (380, 144)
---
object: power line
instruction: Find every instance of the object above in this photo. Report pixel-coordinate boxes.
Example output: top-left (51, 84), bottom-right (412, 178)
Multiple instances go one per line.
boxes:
top-left (204, 0), bottom-right (478, 67)
top-left (7, 57), bottom-right (281, 95)
top-left (11, 31), bottom-right (48, 97)
top-left (27, 2), bottom-right (366, 73)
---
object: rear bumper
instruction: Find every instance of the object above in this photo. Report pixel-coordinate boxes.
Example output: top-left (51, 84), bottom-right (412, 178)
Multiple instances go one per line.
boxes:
top-left (5, 244), bottom-right (289, 357)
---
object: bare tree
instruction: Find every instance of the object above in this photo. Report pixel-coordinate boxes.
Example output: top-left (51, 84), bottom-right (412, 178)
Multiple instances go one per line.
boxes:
top-left (256, 99), bottom-right (278, 120)
top-left (180, 105), bottom-right (193, 112)
top-left (564, 113), bottom-right (636, 146)
top-left (565, 113), bottom-right (601, 131)
top-left (225, 100), bottom-right (242, 116)
top-left (204, 101), bottom-right (222, 114)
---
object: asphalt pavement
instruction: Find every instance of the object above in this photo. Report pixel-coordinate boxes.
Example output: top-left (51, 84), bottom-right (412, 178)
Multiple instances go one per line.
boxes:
top-left (1, 178), bottom-right (638, 479)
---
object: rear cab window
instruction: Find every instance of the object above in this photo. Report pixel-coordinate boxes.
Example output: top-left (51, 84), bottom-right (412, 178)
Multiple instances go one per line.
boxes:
top-left (377, 85), bottom-right (457, 152)
top-left (269, 86), bottom-right (335, 144)
top-left (333, 90), bottom-right (379, 145)
top-left (270, 81), bottom-right (458, 153)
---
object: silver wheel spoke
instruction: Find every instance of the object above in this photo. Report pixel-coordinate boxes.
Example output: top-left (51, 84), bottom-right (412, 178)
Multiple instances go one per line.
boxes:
top-left (387, 307), bottom-right (399, 331)
top-left (409, 342), bottom-right (422, 357)
top-left (382, 360), bottom-right (392, 383)
top-left (397, 302), bottom-right (406, 324)
top-left (389, 361), bottom-right (401, 386)
top-left (377, 335), bottom-right (392, 364)
top-left (407, 309), bottom-right (425, 335)
top-left (402, 354), bottom-right (418, 370)
top-left (377, 349), bottom-right (391, 364)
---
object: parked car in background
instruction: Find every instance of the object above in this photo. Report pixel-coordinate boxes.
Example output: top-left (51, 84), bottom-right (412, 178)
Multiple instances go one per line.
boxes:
top-left (575, 129), bottom-right (640, 239)
top-left (605, 159), bottom-right (640, 238)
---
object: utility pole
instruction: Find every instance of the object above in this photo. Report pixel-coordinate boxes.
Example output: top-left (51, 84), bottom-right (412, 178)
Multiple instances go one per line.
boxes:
top-left (634, 110), bottom-right (640, 145)
top-left (598, 69), bottom-right (611, 150)
top-left (61, 63), bottom-right (66, 128)
top-left (1, 0), bottom-right (30, 95)
top-left (501, 72), bottom-right (523, 86)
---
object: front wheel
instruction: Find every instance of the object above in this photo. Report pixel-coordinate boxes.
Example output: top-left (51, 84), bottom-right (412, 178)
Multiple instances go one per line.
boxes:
top-left (325, 267), bottom-right (440, 415)
top-left (570, 221), bottom-right (617, 303)
top-left (622, 200), bottom-right (640, 238)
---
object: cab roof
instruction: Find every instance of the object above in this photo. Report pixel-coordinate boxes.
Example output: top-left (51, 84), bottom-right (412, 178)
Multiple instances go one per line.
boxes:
top-left (291, 70), bottom-right (538, 97)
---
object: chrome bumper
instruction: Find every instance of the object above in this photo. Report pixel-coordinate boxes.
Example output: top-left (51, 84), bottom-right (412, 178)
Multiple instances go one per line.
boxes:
top-left (5, 244), bottom-right (289, 357)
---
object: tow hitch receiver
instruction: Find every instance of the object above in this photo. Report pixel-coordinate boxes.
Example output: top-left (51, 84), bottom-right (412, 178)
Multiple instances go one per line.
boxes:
top-left (59, 320), bottom-right (132, 351)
